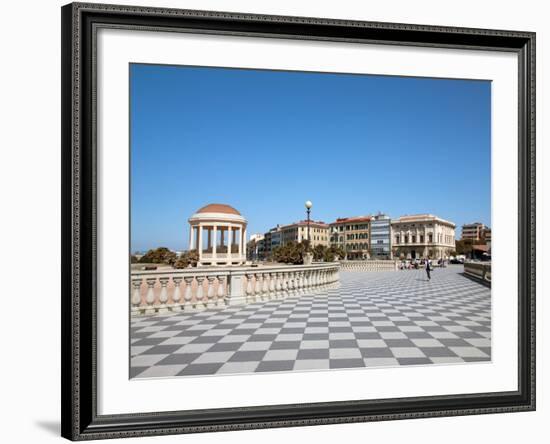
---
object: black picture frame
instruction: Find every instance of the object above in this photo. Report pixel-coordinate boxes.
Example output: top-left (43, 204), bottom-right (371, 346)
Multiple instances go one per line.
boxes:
top-left (61, 2), bottom-right (536, 440)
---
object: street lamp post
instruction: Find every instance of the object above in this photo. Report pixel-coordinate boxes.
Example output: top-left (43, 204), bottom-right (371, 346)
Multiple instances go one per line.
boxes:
top-left (305, 200), bottom-right (312, 243)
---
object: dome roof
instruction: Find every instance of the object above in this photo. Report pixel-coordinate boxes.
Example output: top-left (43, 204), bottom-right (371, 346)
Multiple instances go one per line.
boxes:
top-left (196, 203), bottom-right (241, 215)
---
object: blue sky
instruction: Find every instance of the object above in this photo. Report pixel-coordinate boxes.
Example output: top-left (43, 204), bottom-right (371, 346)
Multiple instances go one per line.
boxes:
top-left (130, 64), bottom-right (491, 252)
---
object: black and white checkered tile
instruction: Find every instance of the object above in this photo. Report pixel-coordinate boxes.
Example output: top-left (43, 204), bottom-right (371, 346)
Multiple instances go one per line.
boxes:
top-left (130, 265), bottom-right (491, 378)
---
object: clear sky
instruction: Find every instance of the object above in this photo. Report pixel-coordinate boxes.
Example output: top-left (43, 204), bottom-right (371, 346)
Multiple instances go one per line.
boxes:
top-left (130, 63), bottom-right (491, 253)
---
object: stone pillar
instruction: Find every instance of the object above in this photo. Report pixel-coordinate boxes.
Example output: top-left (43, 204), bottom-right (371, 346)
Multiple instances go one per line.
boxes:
top-left (197, 225), bottom-right (203, 265)
top-left (212, 225), bottom-right (218, 262)
top-left (188, 224), bottom-right (194, 250)
top-left (227, 272), bottom-right (247, 306)
top-left (238, 226), bottom-right (243, 261)
top-left (227, 225), bottom-right (233, 264)
top-left (242, 226), bottom-right (247, 263)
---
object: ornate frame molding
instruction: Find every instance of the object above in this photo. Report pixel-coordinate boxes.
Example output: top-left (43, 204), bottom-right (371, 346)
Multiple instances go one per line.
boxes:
top-left (61, 2), bottom-right (535, 440)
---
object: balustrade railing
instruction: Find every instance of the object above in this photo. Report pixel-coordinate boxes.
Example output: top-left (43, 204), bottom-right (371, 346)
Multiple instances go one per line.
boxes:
top-left (131, 263), bottom-right (340, 316)
top-left (464, 262), bottom-right (491, 284)
top-left (340, 260), bottom-right (399, 272)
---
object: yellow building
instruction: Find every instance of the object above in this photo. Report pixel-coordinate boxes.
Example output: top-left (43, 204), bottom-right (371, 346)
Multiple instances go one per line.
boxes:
top-left (329, 216), bottom-right (371, 260)
top-left (280, 220), bottom-right (330, 247)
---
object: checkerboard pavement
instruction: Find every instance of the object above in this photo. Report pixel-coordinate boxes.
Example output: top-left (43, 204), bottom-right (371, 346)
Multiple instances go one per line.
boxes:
top-left (130, 265), bottom-right (491, 378)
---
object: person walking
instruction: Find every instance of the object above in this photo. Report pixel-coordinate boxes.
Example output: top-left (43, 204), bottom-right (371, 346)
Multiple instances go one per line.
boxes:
top-left (425, 257), bottom-right (432, 281)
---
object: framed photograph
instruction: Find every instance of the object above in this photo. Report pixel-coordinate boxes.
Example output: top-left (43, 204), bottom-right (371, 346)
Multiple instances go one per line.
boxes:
top-left (61, 2), bottom-right (536, 440)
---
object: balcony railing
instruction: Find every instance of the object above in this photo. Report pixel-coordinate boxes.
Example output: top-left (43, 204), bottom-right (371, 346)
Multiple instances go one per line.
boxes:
top-left (131, 262), bottom-right (340, 316)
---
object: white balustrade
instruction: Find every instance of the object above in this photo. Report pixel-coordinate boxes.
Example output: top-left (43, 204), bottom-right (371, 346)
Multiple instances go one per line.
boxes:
top-left (464, 262), bottom-right (491, 284)
top-left (340, 260), bottom-right (399, 272)
top-left (130, 263), bottom-right (340, 316)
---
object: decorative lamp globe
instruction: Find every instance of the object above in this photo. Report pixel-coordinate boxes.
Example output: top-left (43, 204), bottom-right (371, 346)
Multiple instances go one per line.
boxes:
top-left (305, 200), bottom-right (313, 209)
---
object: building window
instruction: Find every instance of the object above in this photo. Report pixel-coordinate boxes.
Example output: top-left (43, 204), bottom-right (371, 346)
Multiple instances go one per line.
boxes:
top-left (412, 235), bottom-right (416, 243)
top-left (428, 234), bottom-right (433, 243)
top-left (395, 235), bottom-right (400, 244)
top-left (420, 234), bottom-right (424, 243)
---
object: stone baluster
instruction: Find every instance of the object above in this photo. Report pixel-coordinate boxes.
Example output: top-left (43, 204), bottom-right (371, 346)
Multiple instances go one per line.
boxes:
top-left (310, 270), bottom-right (317, 289)
top-left (296, 271), bottom-right (304, 295)
top-left (145, 278), bottom-right (157, 315)
top-left (287, 272), bottom-right (295, 296)
top-left (196, 276), bottom-right (206, 309)
top-left (171, 277), bottom-right (182, 311)
top-left (158, 277), bottom-right (169, 313)
top-left (255, 273), bottom-right (264, 301)
top-left (217, 275), bottom-right (226, 306)
top-left (300, 271), bottom-right (307, 294)
top-left (261, 273), bottom-right (269, 299)
top-left (275, 273), bottom-right (283, 298)
top-left (183, 276), bottom-right (193, 311)
top-left (294, 272), bottom-right (301, 295)
top-left (317, 270), bottom-right (324, 290)
top-left (305, 270), bottom-right (311, 292)
top-left (246, 273), bottom-right (254, 303)
top-left (268, 273), bottom-right (276, 299)
top-left (131, 278), bottom-right (142, 315)
top-left (281, 273), bottom-right (289, 298)
top-left (206, 276), bottom-right (216, 309)
top-left (293, 271), bottom-right (300, 295)
top-left (307, 270), bottom-right (315, 292)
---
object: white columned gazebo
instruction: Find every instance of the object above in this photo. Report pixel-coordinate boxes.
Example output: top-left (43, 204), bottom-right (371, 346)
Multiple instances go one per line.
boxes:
top-left (188, 203), bottom-right (248, 266)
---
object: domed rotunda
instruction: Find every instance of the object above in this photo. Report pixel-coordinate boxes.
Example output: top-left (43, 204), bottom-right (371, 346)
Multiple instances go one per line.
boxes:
top-left (188, 204), bottom-right (248, 266)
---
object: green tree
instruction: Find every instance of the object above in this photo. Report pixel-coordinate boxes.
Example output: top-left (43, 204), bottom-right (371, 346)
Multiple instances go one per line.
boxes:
top-left (173, 250), bottom-right (199, 269)
top-left (273, 242), bottom-right (343, 264)
top-left (139, 247), bottom-right (177, 265)
top-left (323, 245), bottom-right (345, 262)
top-left (272, 241), bottom-right (307, 264)
top-left (455, 239), bottom-right (474, 256)
top-left (312, 244), bottom-right (326, 261)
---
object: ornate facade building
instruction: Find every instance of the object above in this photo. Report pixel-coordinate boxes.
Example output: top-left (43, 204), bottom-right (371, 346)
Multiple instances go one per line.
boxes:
top-left (391, 214), bottom-right (456, 260)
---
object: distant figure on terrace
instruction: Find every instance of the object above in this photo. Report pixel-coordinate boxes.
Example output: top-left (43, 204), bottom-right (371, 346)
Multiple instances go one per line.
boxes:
top-left (425, 257), bottom-right (432, 281)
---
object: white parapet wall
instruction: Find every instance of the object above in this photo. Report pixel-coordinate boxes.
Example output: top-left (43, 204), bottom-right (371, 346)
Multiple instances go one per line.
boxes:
top-left (463, 262), bottom-right (492, 285)
top-left (340, 260), bottom-right (399, 272)
top-left (130, 262), bottom-right (340, 316)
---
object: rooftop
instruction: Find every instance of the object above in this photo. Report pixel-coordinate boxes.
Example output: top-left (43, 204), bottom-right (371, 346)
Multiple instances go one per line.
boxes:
top-left (331, 215), bottom-right (372, 224)
top-left (196, 203), bottom-right (241, 215)
top-left (392, 214), bottom-right (455, 226)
